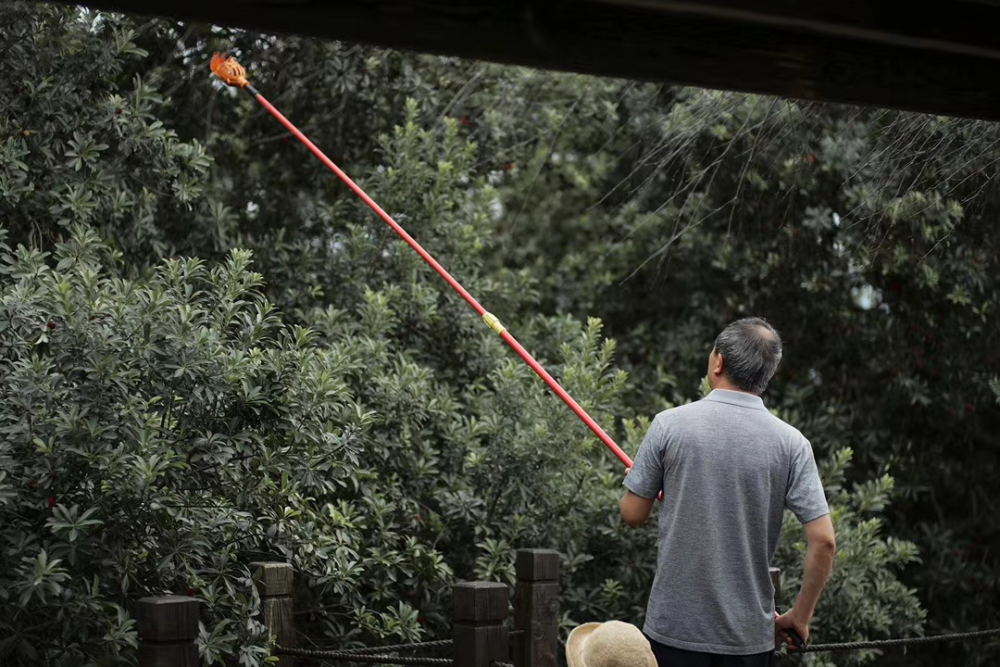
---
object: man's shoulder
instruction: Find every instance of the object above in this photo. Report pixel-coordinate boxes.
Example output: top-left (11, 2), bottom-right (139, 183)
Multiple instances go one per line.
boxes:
top-left (655, 399), bottom-right (809, 442)
top-left (649, 399), bottom-right (727, 436)
top-left (653, 400), bottom-right (707, 421)
top-left (667, 399), bottom-right (809, 441)
top-left (760, 410), bottom-right (809, 444)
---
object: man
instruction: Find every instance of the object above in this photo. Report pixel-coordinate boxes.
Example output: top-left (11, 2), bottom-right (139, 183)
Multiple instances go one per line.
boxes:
top-left (620, 317), bottom-right (836, 667)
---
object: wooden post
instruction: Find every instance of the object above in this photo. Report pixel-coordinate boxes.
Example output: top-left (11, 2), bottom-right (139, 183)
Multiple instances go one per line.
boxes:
top-left (137, 596), bottom-right (200, 667)
top-left (513, 549), bottom-right (560, 667)
top-left (251, 562), bottom-right (295, 667)
top-left (454, 581), bottom-right (509, 667)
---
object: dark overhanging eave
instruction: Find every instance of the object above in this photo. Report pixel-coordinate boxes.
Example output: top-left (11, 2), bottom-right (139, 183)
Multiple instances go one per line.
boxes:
top-left (44, 0), bottom-right (1000, 122)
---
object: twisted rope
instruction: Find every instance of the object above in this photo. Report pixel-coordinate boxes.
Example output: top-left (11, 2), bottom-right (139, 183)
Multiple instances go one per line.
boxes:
top-left (286, 625), bottom-right (1000, 664)
top-left (337, 640), bottom-right (453, 655)
top-left (798, 628), bottom-right (1000, 653)
top-left (276, 647), bottom-right (453, 665)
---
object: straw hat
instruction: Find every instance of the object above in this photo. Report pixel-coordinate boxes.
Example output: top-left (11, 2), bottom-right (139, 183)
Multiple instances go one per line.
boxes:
top-left (566, 621), bottom-right (658, 667)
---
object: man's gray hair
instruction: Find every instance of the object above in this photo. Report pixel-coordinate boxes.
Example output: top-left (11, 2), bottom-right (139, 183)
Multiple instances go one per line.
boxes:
top-left (714, 317), bottom-right (782, 394)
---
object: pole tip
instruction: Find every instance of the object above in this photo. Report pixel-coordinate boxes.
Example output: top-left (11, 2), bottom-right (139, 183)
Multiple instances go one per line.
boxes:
top-left (210, 52), bottom-right (250, 88)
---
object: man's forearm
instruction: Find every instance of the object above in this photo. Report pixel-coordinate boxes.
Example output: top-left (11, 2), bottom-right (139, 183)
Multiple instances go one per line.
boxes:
top-left (793, 540), bottom-right (836, 621)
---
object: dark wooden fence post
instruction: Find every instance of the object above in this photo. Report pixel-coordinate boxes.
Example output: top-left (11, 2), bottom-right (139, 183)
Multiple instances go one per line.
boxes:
top-left (513, 549), bottom-right (560, 667)
top-left (252, 562), bottom-right (295, 667)
top-left (454, 581), bottom-right (509, 667)
top-left (137, 596), bottom-right (200, 667)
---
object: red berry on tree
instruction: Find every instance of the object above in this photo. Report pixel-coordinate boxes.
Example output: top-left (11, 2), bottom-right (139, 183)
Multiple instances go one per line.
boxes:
top-left (47, 496), bottom-right (56, 508)
top-left (47, 319), bottom-right (56, 330)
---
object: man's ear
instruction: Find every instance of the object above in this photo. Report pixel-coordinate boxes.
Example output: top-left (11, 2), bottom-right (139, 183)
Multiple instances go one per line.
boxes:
top-left (712, 351), bottom-right (725, 376)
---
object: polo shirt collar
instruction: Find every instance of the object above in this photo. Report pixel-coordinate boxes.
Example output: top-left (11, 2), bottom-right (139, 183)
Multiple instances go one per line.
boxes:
top-left (703, 389), bottom-right (767, 411)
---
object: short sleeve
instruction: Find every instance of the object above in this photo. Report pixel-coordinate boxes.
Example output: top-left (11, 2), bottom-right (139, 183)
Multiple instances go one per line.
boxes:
top-left (623, 414), bottom-right (669, 499)
top-left (785, 438), bottom-right (830, 524)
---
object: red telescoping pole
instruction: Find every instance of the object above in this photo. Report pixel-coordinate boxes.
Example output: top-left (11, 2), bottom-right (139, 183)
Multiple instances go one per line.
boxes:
top-left (210, 54), bottom-right (649, 481)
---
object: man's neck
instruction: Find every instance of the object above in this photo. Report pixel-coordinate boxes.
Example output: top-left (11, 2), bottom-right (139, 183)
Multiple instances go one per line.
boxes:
top-left (711, 380), bottom-right (759, 397)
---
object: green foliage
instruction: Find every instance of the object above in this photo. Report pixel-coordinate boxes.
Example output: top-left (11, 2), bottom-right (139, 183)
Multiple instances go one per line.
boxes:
top-left (0, 222), bottom-right (922, 666)
top-left (0, 3), bottom-right (215, 262)
top-left (10, 2), bottom-right (1000, 666)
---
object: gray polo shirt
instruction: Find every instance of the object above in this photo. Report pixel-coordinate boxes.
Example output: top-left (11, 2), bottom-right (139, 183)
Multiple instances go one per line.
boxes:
top-left (623, 389), bottom-right (829, 655)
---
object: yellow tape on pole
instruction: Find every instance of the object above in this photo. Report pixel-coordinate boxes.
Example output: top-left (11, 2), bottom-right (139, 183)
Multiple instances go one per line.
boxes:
top-left (481, 312), bottom-right (507, 336)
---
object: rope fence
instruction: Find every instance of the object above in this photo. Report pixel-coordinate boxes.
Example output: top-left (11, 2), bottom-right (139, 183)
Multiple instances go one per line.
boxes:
top-left (797, 627), bottom-right (1000, 654)
top-left (276, 637), bottom-right (455, 665)
top-left (135, 552), bottom-right (1000, 667)
top-left (336, 640), bottom-right (454, 655)
top-left (278, 627), bottom-right (1000, 665)
top-left (276, 647), bottom-right (453, 665)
